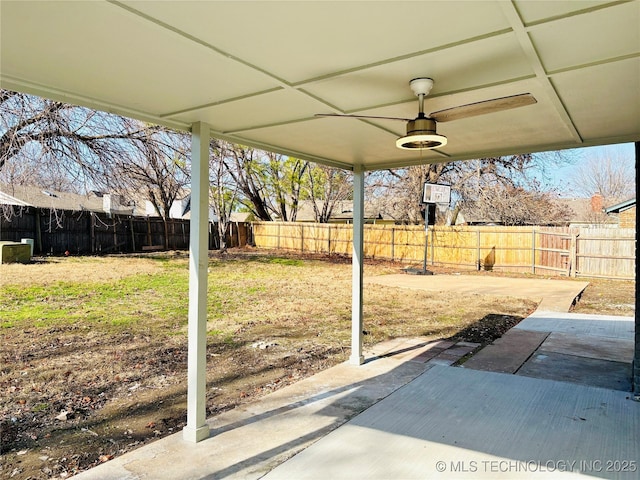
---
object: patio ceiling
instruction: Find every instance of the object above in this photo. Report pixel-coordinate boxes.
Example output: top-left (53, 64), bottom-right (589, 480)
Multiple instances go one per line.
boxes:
top-left (1, 0), bottom-right (639, 171)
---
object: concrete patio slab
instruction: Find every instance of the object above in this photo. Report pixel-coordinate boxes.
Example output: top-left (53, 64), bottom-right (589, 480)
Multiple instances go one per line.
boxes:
top-left (264, 365), bottom-right (640, 480)
top-left (515, 311), bottom-right (635, 339)
top-left (539, 332), bottom-right (635, 363)
top-left (464, 312), bottom-right (635, 391)
top-left (517, 351), bottom-right (633, 391)
top-left (365, 274), bottom-right (589, 312)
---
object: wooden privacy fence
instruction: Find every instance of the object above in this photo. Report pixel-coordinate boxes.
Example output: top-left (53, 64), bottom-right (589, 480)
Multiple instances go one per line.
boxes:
top-left (252, 222), bottom-right (636, 280)
top-left (0, 207), bottom-right (249, 255)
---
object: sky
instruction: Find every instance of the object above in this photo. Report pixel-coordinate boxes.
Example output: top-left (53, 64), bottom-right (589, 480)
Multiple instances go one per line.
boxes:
top-left (533, 142), bottom-right (636, 197)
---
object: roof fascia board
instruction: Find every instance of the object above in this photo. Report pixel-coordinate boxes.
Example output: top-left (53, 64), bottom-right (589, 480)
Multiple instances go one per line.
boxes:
top-left (0, 75), bottom-right (191, 133)
top-left (362, 135), bottom-right (640, 171)
top-left (208, 130), bottom-right (355, 171)
top-left (605, 198), bottom-right (637, 213)
top-left (0, 191), bottom-right (31, 207)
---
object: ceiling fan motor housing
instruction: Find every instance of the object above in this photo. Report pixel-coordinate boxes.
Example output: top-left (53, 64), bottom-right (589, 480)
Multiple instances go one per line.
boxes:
top-left (396, 116), bottom-right (447, 150)
top-left (406, 116), bottom-right (437, 136)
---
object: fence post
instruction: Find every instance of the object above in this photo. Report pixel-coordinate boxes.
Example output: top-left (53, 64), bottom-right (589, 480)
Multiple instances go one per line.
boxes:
top-left (300, 224), bottom-right (304, 253)
top-left (570, 234), bottom-right (578, 277)
top-left (35, 209), bottom-right (42, 254)
top-left (277, 223), bottom-right (281, 250)
top-left (422, 226), bottom-right (428, 272)
top-left (90, 212), bottom-right (96, 254)
top-left (431, 227), bottom-right (435, 265)
top-left (531, 230), bottom-right (535, 274)
top-left (327, 224), bottom-right (331, 254)
top-left (129, 216), bottom-right (136, 252)
top-left (476, 229), bottom-right (481, 270)
top-left (113, 219), bottom-right (118, 252)
top-left (391, 227), bottom-right (395, 261)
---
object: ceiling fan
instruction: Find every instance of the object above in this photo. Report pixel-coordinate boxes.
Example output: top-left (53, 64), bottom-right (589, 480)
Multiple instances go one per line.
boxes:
top-left (315, 78), bottom-right (537, 150)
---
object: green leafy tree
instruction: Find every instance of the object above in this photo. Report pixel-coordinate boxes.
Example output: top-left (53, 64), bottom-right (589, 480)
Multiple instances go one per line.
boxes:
top-left (220, 143), bottom-right (312, 222)
top-left (305, 165), bottom-right (352, 223)
top-left (265, 152), bottom-right (309, 222)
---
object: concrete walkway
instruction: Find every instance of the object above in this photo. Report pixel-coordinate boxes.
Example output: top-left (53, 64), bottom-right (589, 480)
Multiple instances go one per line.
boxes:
top-left (73, 274), bottom-right (638, 480)
top-left (366, 273), bottom-right (589, 312)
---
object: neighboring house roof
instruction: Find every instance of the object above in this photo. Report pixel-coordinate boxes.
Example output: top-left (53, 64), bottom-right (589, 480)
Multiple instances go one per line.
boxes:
top-left (168, 192), bottom-right (217, 222)
top-left (553, 196), bottom-right (616, 225)
top-left (0, 189), bottom-right (30, 207)
top-left (229, 212), bottom-right (253, 223)
top-left (292, 200), bottom-right (390, 222)
top-left (0, 184), bottom-right (134, 215)
top-left (604, 197), bottom-right (636, 214)
top-left (554, 198), bottom-right (595, 224)
top-left (453, 194), bottom-right (618, 226)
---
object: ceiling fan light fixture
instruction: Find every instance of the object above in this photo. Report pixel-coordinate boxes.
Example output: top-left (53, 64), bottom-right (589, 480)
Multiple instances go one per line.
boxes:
top-left (396, 133), bottom-right (447, 150)
top-left (396, 116), bottom-right (447, 150)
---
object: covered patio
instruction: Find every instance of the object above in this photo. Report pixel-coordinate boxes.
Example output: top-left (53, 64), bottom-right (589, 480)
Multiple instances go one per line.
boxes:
top-left (1, 0), bottom-right (638, 466)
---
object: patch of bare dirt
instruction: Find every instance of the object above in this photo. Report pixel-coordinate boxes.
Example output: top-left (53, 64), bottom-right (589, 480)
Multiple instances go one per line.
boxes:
top-left (0, 329), bottom-right (343, 479)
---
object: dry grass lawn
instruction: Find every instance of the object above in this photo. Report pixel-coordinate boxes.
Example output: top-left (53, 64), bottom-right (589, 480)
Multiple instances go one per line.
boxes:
top-left (0, 248), bottom-right (634, 479)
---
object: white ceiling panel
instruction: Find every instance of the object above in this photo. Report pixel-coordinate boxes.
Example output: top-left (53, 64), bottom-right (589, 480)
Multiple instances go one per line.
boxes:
top-left (551, 57), bottom-right (640, 140)
top-left (1, 0), bottom-right (638, 171)
top-left (303, 32), bottom-right (534, 114)
top-left (0, 1), bottom-right (280, 115)
top-left (168, 88), bottom-right (326, 133)
top-left (240, 119), bottom-right (410, 168)
top-left (514, 0), bottom-right (613, 25)
top-left (126, 1), bottom-right (512, 84)
top-left (528, 1), bottom-right (640, 73)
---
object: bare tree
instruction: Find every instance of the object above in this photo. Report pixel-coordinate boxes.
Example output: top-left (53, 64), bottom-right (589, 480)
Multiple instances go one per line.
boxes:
top-left (367, 163), bottom-right (449, 224)
top-left (306, 165), bottom-right (352, 223)
top-left (209, 140), bottom-right (240, 251)
top-left (568, 149), bottom-right (635, 204)
top-left (457, 185), bottom-right (573, 225)
top-left (106, 129), bottom-right (191, 249)
top-left (220, 143), bottom-right (312, 222)
top-left (367, 153), bottom-right (574, 225)
top-left (1, 89), bottom-right (195, 249)
top-left (0, 89), bottom-right (174, 191)
top-left (222, 145), bottom-right (273, 221)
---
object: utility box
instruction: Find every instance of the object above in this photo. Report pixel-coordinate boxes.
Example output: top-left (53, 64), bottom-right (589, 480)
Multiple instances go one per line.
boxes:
top-left (0, 241), bottom-right (32, 264)
top-left (21, 238), bottom-right (34, 256)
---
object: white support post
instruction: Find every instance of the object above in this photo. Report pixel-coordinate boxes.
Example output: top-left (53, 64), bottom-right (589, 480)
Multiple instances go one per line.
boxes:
top-left (350, 165), bottom-right (365, 365)
top-left (633, 140), bottom-right (639, 399)
top-left (183, 122), bottom-right (211, 442)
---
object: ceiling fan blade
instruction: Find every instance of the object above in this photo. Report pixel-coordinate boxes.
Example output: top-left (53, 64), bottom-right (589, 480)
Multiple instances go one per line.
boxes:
top-left (315, 113), bottom-right (411, 122)
top-left (429, 93), bottom-right (537, 123)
